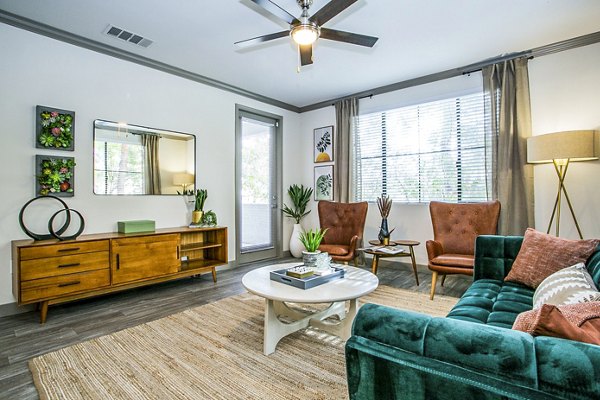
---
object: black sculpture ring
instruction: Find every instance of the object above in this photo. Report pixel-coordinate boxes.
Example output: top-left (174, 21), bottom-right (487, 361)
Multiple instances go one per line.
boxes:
top-left (18, 196), bottom-right (71, 241)
top-left (49, 208), bottom-right (85, 241)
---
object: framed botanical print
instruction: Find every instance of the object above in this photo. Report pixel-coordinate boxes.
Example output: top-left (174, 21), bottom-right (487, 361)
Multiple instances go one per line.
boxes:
top-left (314, 125), bottom-right (334, 163)
top-left (36, 105), bottom-right (75, 151)
top-left (314, 165), bottom-right (334, 201)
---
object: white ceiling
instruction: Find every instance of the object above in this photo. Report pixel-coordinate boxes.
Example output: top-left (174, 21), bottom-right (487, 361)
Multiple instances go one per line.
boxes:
top-left (1, 0), bottom-right (600, 108)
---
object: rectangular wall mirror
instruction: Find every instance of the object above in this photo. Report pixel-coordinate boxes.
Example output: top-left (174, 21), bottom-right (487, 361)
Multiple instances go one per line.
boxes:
top-left (94, 119), bottom-right (196, 195)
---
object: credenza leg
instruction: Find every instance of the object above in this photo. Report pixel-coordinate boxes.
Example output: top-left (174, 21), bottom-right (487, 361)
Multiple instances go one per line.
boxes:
top-left (211, 268), bottom-right (217, 283)
top-left (39, 301), bottom-right (49, 324)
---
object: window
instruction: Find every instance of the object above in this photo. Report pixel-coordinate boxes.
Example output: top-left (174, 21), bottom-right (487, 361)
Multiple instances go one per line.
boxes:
top-left (354, 92), bottom-right (490, 203)
top-left (94, 132), bottom-right (145, 195)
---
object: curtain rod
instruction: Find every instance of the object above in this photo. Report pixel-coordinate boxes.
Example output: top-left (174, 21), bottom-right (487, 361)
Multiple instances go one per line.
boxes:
top-left (309, 30), bottom-right (600, 112)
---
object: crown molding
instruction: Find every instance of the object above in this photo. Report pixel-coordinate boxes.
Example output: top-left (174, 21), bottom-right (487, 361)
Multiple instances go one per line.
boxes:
top-left (0, 10), bottom-right (301, 113)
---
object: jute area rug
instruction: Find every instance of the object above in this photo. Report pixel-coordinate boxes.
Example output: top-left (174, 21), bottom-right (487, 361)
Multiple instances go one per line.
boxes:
top-left (29, 286), bottom-right (458, 400)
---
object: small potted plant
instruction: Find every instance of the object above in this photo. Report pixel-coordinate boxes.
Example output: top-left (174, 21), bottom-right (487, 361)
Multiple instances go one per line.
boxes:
top-left (299, 228), bottom-right (328, 267)
top-left (282, 184), bottom-right (313, 258)
top-left (192, 189), bottom-right (207, 224)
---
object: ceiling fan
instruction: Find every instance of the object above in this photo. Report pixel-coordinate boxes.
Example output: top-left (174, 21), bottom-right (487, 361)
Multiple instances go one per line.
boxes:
top-left (236, 0), bottom-right (378, 66)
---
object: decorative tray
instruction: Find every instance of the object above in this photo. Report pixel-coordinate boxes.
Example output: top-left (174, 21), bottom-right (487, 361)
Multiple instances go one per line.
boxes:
top-left (270, 265), bottom-right (345, 290)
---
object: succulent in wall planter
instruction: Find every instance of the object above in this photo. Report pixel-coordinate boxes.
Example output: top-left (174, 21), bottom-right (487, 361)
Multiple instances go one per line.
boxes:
top-left (36, 107), bottom-right (75, 150)
top-left (36, 156), bottom-right (76, 197)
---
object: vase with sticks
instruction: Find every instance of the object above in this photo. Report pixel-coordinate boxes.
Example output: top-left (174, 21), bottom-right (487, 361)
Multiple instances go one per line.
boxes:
top-left (377, 195), bottom-right (393, 245)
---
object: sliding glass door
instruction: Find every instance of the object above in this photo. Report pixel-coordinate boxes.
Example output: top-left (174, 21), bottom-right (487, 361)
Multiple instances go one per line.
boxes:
top-left (235, 106), bottom-right (282, 264)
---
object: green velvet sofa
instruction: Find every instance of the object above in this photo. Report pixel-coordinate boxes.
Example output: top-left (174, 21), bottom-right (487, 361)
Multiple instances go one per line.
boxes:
top-left (346, 235), bottom-right (600, 400)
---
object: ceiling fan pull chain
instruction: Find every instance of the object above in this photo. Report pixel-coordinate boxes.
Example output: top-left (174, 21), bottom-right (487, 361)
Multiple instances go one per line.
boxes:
top-left (297, 44), bottom-right (301, 73)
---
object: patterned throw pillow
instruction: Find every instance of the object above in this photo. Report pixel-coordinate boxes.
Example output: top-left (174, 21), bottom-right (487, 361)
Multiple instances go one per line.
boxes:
top-left (504, 228), bottom-right (599, 289)
top-left (533, 263), bottom-right (600, 309)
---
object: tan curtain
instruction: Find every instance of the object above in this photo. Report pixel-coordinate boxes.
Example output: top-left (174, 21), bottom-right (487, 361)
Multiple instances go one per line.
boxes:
top-left (142, 134), bottom-right (161, 195)
top-left (483, 57), bottom-right (534, 235)
top-left (334, 98), bottom-right (359, 203)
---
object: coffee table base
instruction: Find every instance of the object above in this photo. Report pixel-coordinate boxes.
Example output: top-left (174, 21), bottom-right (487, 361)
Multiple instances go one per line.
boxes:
top-left (263, 298), bottom-right (359, 355)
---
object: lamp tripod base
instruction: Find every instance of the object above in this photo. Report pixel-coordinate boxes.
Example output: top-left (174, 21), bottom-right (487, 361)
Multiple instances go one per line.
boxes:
top-left (546, 159), bottom-right (583, 239)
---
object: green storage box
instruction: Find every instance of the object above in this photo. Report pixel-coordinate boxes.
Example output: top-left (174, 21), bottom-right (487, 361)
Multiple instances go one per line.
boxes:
top-left (117, 220), bottom-right (156, 234)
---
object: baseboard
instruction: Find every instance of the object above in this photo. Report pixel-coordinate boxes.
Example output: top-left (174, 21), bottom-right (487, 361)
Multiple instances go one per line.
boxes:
top-left (0, 301), bottom-right (34, 318)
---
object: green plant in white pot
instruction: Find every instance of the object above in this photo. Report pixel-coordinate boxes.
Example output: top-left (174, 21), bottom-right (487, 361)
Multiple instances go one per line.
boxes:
top-left (282, 184), bottom-right (313, 258)
top-left (299, 228), bottom-right (328, 268)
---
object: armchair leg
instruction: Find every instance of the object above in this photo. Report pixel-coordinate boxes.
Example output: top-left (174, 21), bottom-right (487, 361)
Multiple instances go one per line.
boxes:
top-left (430, 271), bottom-right (438, 301)
top-left (441, 274), bottom-right (446, 287)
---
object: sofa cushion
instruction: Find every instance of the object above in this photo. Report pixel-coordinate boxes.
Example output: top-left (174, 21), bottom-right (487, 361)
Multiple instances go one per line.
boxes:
top-left (504, 228), bottom-right (598, 289)
top-left (430, 254), bottom-right (474, 268)
top-left (533, 262), bottom-right (600, 309)
top-left (447, 279), bottom-right (534, 329)
top-left (513, 302), bottom-right (600, 346)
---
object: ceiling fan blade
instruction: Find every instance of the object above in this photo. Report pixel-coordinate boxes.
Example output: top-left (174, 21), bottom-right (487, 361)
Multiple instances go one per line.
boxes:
top-left (299, 44), bottom-right (313, 66)
top-left (309, 0), bottom-right (358, 25)
top-left (250, 0), bottom-right (299, 25)
top-left (320, 28), bottom-right (378, 47)
top-left (235, 31), bottom-right (290, 48)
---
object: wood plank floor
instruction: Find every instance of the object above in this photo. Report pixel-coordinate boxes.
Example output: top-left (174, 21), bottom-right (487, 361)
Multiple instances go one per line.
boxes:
top-left (0, 258), bottom-right (470, 400)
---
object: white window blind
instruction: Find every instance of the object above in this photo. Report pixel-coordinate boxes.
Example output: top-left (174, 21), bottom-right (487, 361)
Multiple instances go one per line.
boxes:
top-left (93, 133), bottom-right (145, 195)
top-left (354, 92), bottom-right (491, 203)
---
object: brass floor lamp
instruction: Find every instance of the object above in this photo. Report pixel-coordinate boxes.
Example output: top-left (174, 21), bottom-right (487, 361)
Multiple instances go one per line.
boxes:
top-left (527, 130), bottom-right (599, 239)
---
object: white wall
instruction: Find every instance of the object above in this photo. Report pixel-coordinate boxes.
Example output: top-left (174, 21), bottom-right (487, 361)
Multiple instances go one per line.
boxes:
top-left (0, 24), bottom-right (302, 306)
top-left (529, 42), bottom-right (600, 239)
top-left (298, 43), bottom-right (600, 267)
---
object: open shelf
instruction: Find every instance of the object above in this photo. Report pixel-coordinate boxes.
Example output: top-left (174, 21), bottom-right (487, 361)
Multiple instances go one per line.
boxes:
top-left (180, 258), bottom-right (221, 272)
top-left (180, 242), bottom-right (222, 253)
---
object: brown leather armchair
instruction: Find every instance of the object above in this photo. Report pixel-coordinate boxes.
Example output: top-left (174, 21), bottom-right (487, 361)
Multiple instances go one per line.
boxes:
top-left (427, 200), bottom-right (501, 300)
top-left (318, 201), bottom-right (368, 265)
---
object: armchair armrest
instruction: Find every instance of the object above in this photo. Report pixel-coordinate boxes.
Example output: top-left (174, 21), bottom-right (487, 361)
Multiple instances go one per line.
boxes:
top-left (349, 235), bottom-right (359, 255)
top-left (426, 240), bottom-right (443, 261)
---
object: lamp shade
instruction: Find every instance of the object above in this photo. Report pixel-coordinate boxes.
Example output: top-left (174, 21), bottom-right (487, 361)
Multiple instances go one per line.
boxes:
top-left (173, 173), bottom-right (194, 186)
top-left (527, 130), bottom-right (600, 164)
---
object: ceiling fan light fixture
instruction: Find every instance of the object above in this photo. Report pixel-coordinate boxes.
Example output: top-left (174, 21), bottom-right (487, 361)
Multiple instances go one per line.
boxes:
top-left (291, 23), bottom-right (320, 45)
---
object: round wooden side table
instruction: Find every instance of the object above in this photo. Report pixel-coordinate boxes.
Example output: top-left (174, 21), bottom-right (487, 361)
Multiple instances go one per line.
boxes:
top-left (364, 240), bottom-right (420, 285)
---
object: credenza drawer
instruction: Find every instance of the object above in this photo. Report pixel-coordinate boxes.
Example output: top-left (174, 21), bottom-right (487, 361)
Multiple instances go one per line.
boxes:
top-left (21, 268), bottom-right (110, 303)
top-left (20, 240), bottom-right (109, 261)
top-left (21, 251), bottom-right (109, 281)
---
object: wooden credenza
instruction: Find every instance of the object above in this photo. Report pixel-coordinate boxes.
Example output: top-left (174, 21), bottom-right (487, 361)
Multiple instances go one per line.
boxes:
top-left (12, 226), bottom-right (228, 323)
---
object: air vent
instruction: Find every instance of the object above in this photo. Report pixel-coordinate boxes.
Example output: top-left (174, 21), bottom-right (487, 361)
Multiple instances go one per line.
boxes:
top-left (104, 25), bottom-right (153, 48)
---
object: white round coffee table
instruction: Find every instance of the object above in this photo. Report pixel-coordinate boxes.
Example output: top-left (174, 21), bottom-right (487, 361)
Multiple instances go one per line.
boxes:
top-left (242, 263), bottom-right (379, 355)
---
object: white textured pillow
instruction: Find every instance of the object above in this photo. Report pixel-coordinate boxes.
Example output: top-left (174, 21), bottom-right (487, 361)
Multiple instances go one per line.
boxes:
top-left (533, 262), bottom-right (600, 309)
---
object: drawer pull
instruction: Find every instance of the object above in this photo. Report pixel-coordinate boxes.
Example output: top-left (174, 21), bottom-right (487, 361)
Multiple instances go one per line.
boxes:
top-left (57, 247), bottom-right (80, 253)
top-left (58, 280), bottom-right (80, 288)
top-left (58, 263), bottom-right (81, 268)
top-left (116, 254), bottom-right (120, 270)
